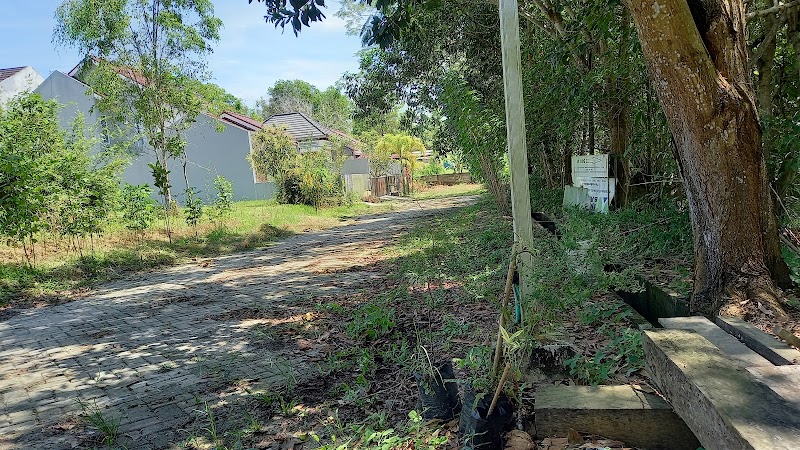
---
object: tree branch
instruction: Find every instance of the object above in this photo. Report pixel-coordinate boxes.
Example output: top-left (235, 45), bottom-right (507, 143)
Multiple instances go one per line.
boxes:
top-left (747, 0), bottom-right (800, 19)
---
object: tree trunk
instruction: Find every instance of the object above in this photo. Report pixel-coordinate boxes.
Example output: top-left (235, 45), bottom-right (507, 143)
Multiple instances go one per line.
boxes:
top-left (627, 0), bottom-right (791, 316)
top-left (605, 100), bottom-right (631, 207)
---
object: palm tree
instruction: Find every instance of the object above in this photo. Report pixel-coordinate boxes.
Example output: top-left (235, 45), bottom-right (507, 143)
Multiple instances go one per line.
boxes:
top-left (375, 133), bottom-right (425, 196)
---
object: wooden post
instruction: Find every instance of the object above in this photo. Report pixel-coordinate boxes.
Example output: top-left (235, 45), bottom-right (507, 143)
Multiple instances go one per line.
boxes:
top-left (498, 0), bottom-right (534, 297)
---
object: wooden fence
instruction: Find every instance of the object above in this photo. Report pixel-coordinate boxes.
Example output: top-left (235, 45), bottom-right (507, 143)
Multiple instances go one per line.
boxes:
top-left (370, 176), bottom-right (401, 197)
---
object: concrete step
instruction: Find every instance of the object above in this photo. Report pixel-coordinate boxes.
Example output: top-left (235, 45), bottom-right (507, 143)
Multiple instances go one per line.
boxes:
top-left (529, 384), bottom-right (699, 450)
top-left (659, 316), bottom-right (772, 368)
top-left (716, 316), bottom-right (800, 365)
top-left (746, 365), bottom-right (800, 411)
top-left (644, 328), bottom-right (800, 450)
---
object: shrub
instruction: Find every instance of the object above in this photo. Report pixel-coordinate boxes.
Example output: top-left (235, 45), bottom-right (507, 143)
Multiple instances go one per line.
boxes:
top-left (211, 175), bottom-right (234, 224)
top-left (120, 184), bottom-right (157, 236)
top-left (277, 152), bottom-right (344, 209)
top-left (183, 187), bottom-right (204, 237)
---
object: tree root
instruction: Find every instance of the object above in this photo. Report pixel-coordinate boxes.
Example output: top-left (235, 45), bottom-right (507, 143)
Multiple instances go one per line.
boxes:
top-left (720, 275), bottom-right (790, 323)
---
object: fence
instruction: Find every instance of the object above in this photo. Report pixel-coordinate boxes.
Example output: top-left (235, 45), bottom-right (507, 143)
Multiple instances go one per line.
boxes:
top-left (370, 176), bottom-right (401, 197)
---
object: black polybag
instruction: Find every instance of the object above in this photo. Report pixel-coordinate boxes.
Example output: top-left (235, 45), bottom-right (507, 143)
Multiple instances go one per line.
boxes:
top-left (414, 361), bottom-right (461, 420)
top-left (458, 382), bottom-right (514, 450)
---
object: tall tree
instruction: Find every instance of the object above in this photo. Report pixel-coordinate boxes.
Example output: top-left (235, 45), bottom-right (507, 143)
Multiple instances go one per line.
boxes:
top-left (626, 0), bottom-right (790, 315)
top-left (54, 0), bottom-right (223, 224)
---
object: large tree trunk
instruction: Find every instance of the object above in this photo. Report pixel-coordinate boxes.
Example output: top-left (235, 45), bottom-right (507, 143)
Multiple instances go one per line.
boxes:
top-left (627, 0), bottom-right (791, 316)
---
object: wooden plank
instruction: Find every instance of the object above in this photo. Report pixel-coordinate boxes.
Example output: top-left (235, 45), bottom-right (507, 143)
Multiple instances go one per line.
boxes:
top-left (498, 0), bottom-right (534, 298)
top-left (531, 384), bottom-right (700, 450)
top-left (659, 317), bottom-right (771, 368)
top-left (716, 316), bottom-right (800, 365)
top-left (644, 329), bottom-right (800, 450)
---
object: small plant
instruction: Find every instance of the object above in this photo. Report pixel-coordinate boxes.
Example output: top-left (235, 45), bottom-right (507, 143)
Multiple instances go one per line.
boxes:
top-left (211, 175), bottom-right (234, 226)
top-left (183, 187), bottom-right (204, 238)
top-left (78, 399), bottom-right (120, 448)
top-left (158, 362), bottom-right (177, 373)
top-left (279, 396), bottom-right (299, 416)
top-left (120, 184), bottom-right (157, 238)
top-left (346, 303), bottom-right (396, 340)
top-left (200, 401), bottom-right (222, 448)
top-left (148, 162), bottom-right (173, 241)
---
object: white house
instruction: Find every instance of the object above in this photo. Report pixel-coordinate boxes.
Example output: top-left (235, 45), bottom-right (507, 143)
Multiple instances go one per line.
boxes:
top-left (34, 67), bottom-right (275, 202)
top-left (0, 66), bottom-right (44, 106)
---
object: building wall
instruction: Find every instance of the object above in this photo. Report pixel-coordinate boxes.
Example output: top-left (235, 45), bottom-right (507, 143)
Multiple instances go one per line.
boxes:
top-left (35, 71), bottom-right (274, 202)
top-left (0, 67), bottom-right (44, 106)
top-left (123, 114), bottom-right (275, 203)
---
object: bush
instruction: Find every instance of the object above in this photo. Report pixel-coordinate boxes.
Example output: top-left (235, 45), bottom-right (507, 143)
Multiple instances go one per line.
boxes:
top-left (211, 175), bottom-right (234, 224)
top-left (120, 184), bottom-right (157, 235)
top-left (183, 187), bottom-right (204, 236)
top-left (276, 152), bottom-right (344, 209)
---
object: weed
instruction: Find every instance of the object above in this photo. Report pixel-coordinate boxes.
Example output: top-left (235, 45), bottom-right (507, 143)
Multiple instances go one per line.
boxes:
top-left (346, 303), bottom-right (395, 340)
top-left (158, 362), bottom-right (177, 373)
top-left (278, 396), bottom-right (299, 416)
top-left (77, 399), bottom-right (120, 448)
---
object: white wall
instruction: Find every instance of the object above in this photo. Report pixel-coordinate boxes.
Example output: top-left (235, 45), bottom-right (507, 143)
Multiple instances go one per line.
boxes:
top-left (35, 71), bottom-right (275, 202)
top-left (0, 67), bottom-right (44, 106)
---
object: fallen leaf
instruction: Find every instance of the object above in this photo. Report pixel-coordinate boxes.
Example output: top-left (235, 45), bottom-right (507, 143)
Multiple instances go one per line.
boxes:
top-left (757, 302), bottom-right (775, 317)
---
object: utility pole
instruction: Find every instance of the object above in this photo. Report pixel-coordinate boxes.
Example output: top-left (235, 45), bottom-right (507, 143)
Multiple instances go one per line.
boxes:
top-left (498, 0), bottom-right (534, 297)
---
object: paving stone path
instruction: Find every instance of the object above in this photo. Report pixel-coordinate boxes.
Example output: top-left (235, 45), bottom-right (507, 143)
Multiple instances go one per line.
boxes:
top-left (0, 196), bottom-right (476, 450)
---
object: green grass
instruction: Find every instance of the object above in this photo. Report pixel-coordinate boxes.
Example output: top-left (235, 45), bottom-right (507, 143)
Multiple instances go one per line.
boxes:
top-left (387, 195), bottom-right (512, 301)
top-left (411, 183), bottom-right (486, 200)
top-left (0, 199), bottom-right (395, 307)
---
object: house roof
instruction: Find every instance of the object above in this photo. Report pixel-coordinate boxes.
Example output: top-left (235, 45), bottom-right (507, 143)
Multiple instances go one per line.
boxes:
top-left (263, 112), bottom-right (363, 155)
top-left (69, 56), bottom-right (148, 86)
top-left (264, 112), bottom-right (329, 141)
top-left (0, 67), bottom-right (26, 82)
top-left (220, 110), bottom-right (263, 132)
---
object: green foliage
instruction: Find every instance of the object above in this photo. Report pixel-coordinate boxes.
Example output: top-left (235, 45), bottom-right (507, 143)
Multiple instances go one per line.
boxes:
top-left (55, 0), bottom-right (223, 209)
top-left (186, 79), bottom-right (255, 118)
top-left (346, 302), bottom-right (396, 340)
top-left (277, 152), bottom-right (345, 209)
top-left (183, 187), bottom-right (204, 236)
top-left (247, 125), bottom-right (297, 181)
top-left (453, 345), bottom-right (493, 393)
top-left (0, 93), bottom-right (123, 262)
top-left (78, 399), bottom-right (120, 448)
top-left (120, 184), bottom-right (157, 234)
top-left (256, 79), bottom-right (353, 132)
top-left (211, 176), bottom-right (234, 223)
top-left (375, 133), bottom-right (424, 195)
top-left (417, 159), bottom-right (445, 177)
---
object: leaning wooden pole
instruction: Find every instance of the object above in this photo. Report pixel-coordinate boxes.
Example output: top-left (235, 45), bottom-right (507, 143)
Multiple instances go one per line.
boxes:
top-left (498, 0), bottom-right (535, 298)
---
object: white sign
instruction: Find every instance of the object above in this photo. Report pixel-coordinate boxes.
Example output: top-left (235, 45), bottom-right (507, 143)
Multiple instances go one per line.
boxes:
top-left (572, 154), bottom-right (609, 180)
top-left (574, 177), bottom-right (616, 213)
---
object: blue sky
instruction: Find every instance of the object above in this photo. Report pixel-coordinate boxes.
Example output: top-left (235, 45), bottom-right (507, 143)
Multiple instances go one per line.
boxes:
top-left (0, 1), bottom-right (365, 105)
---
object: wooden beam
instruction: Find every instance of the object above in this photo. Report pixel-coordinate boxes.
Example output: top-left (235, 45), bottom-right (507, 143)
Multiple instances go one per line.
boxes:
top-left (498, 0), bottom-right (535, 297)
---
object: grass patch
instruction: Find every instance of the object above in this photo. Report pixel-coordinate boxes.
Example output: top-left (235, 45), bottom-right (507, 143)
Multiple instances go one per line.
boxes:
top-left (0, 199), bottom-right (395, 307)
top-left (411, 183), bottom-right (485, 200)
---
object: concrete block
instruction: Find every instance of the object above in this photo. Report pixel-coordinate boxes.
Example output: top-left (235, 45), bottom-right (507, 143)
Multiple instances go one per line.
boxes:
top-left (659, 316), bottom-right (771, 367)
top-left (531, 384), bottom-right (699, 450)
top-left (746, 365), bottom-right (800, 411)
top-left (716, 316), bottom-right (800, 365)
top-left (644, 328), bottom-right (800, 450)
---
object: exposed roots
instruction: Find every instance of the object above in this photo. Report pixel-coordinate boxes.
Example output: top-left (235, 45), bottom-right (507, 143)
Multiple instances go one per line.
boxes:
top-left (719, 275), bottom-right (790, 323)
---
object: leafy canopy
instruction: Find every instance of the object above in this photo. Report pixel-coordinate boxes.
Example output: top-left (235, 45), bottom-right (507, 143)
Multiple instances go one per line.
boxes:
top-left (247, 125), bottom-right (298, 181)
top-left (256, 79), bottom-right (353, 132)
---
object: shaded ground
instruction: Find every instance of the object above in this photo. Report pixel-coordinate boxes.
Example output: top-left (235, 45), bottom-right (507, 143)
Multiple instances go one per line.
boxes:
top-left (0, 196), bottom-right (478, 450)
